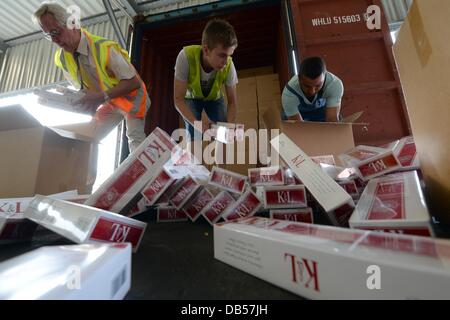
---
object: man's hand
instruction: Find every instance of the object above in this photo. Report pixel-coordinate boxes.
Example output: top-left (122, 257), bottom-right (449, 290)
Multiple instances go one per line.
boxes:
top-left (74, 91), bottom-right (104, 114)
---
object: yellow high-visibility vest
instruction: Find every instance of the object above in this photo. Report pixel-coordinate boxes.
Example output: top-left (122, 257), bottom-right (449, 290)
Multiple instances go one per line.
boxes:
top-left (55, 28), bottom-right (149, 118)
top-left (184, 45), bottom-right (231, 101)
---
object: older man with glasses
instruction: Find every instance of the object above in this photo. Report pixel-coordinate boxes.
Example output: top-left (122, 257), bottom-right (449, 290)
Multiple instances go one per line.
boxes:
top-left (33, 1), bottom-right (150, 153)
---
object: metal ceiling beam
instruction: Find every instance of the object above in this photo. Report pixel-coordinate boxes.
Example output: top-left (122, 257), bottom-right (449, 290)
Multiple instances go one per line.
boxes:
top-left (0, 39), bottom-right (9, 53)
top-left (102, 0), bottom-right (127, 49)
top-left (120, 0), bottom-right (139, 17)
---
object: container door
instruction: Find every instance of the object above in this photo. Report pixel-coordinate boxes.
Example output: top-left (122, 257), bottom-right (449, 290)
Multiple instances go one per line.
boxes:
top-left (288, 0), bottom-right (410, 145)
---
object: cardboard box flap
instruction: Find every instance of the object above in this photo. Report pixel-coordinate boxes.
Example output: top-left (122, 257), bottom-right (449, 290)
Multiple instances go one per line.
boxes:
top-left (50, 122), bottom-right (99, 142)
top-left (263, 107), bottom-right (355, 162)
top-left (48, 127), bottom-right (94, 142)
top-left (0, 105), bottom-right (42, 132)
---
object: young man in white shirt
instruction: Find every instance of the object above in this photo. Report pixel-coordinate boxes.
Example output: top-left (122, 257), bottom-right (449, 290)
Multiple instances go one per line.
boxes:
top-left (173, 19), bottom-right (239, 140)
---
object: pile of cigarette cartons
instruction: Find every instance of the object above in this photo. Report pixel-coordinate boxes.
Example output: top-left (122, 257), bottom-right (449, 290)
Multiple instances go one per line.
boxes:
top-left (24, 195), bottom-right (147, 252)
top-left (0, 190), bottom-right (86, 244)
top-left (0, 243), bottom-right (132, 300)
top-left (214, 216), bottom-right (450, 299)
top-left (33, 87), bottom-right (90, 115)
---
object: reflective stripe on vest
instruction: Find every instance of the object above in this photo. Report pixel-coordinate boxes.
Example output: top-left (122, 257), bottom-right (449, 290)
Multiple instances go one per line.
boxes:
top-left (184, 45), bottom-right (231, 101)
top-left (55, 29), bottom-right (149, 118)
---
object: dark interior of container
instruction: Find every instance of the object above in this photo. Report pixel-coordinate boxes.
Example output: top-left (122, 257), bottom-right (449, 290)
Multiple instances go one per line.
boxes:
top-left (133, 2), bottom-right (290, 136)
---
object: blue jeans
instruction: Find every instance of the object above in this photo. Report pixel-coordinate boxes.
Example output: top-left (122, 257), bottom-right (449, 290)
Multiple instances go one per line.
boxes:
top-left (183, 97), bottom-right (227, 140)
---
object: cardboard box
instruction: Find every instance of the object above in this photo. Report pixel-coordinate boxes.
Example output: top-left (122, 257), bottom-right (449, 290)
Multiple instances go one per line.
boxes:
top-left (349, 171), bottom-right (433, 237)
top-left (271, 133), bottom-right (353, 213)
top-left (0, 243), bottom-right (131, 299)
top-left (24, 195), bottom-right (147, 252)
top-left (270, 208), bottom-right (314, 223)
top-left (237, 66), bottom-right (274, 78)
top-left (263, 107), bottom-right (355, 166)
top-left (256, 74), bottom-right (281, 103)
top-left (214, 217), bottom-right (450, 299)
top-left (0, 105), bottom-right (94, 198)
top-left (85, 127), bottom-right (176, 214)
top-left (393, 0), bottom-right (450, 224)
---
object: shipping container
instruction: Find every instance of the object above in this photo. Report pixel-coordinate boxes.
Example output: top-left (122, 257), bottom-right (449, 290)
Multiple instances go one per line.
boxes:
top-left (132, 0), bottom-right (410, 146)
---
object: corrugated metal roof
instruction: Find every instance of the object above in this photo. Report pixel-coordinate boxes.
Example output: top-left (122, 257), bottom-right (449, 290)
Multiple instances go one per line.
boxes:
top-left (0, 0), bottom-right (107, 42)
top-left (381, 0), bottom-right (413, 25)
top-left (0, 0), bottom-right (413, 43)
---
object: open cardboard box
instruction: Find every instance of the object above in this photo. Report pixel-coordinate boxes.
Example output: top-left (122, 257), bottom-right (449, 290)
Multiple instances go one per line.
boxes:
top-left (393, 0), bottom-right (450, 225)
top-left (262, 106), bottom-right (358, 166)
top-left (0, 105), bottom-right (96, 198)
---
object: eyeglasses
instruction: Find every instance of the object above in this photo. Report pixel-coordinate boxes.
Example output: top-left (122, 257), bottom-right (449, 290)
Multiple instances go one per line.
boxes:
top-left (43, 28), bottom-right (62, 40)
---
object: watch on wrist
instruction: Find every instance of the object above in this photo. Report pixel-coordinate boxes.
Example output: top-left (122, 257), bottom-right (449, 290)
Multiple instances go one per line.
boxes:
top-left (103, 91), bottom-right (111, 103)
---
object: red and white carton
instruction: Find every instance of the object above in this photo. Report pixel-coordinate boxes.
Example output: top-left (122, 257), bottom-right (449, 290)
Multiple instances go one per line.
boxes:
top-left (0, 243), bottom-right (131, 300)
top-left (200, 191), bottom-right (235, 225)
top-left (394, 136), bottom-right (420, 171)
top-left (270, 208), bottom-right (313, 224)
top-left (349, 171), bottom-right (433, 237)
top-left (339, 145), bottom-right (402, 181)
top-left (24, 195), bottom-right (147, 252)
top-left (209, 166), bottom-right (247, 194)
top-left (0, 213), bottom-right (38, 244)
top-left (221, 190), bottom-right (263, 221)
top-left (271, 134), bottom-right (352, 213)
top-left (248, 166), bottom-right (285, 187)
top-left (338, 180), bottom-right (360, 200)
top-left (263, 185), bottom-right (307, 209)
top-left (338, 145), bottom-right (388, 167)
top-left (85, 127), bottom-right (176, 214)
top-left (210, 122), bottom-right (245, 144)
top-left (283, 167), bottom-right (302, 185)
top-left (0, 190), bottom-right (82, 244)
top-left (183, 187), bottom-right (214, 222)
top-left (169, 176), bottom-right (201, 210)
top-left (214, 216), bottom-right (450, 299)
top-left (141, 168), bottom-right (178, 206)
top-left (157, 206), bottom-right (188, 223)
top-left (326, 200), bottom-right (356, 228)
top-left (311, 155), bottom-right (336, 166)
top-left (124, 198), bottom-right (147, 218)
top-left (0, 190), bottom-right (79, 215)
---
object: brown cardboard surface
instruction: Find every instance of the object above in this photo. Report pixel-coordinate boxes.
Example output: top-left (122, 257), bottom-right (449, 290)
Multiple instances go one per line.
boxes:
top-left (393, 0), bottom-right (450, 224)
top-left (0, 105), bottom-right (95, 198)
top-left (256, 74), bottom-right (281, 103)
top-left (263, 107), bottom-right (355, 165)
top-left (237, 66), bottom-right (274, 79)
top-left (0, 128), bottom-right (44, 197)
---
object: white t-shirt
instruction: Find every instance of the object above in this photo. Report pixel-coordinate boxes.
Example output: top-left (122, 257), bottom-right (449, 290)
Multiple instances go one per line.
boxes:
top-left (174, 49), bottom-right (238, 96)
top-left (63, 31), bottom-right (137, 90)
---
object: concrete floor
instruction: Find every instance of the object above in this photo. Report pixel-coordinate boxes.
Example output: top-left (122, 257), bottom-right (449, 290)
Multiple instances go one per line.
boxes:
top-left (0, 211), bottom-right (301, 300)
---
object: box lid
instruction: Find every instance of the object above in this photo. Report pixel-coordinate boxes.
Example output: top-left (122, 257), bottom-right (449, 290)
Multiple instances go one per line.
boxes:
top-left (0, 105), bottom-right (42, 132)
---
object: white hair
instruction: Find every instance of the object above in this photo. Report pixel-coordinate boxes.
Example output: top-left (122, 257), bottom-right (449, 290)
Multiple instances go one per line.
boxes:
top-left (32, 1), bottom-right (74, 28)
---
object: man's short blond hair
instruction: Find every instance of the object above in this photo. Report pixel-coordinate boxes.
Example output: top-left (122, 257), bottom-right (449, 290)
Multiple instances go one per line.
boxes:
top-left (32, 1), bottom-right (72, 28)
top-left (202, 19), bottom-right (238, 50)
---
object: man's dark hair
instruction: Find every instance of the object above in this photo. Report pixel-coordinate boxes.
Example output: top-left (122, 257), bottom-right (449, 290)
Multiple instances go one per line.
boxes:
top-left (202, 19), bottom-right (238, 50)
top-left (299, 56), bottom-right (326, 79)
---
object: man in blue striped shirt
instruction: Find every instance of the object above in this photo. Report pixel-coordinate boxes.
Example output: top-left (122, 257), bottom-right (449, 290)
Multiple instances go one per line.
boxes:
top-left (281, 56), bottom-right (343, 122)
